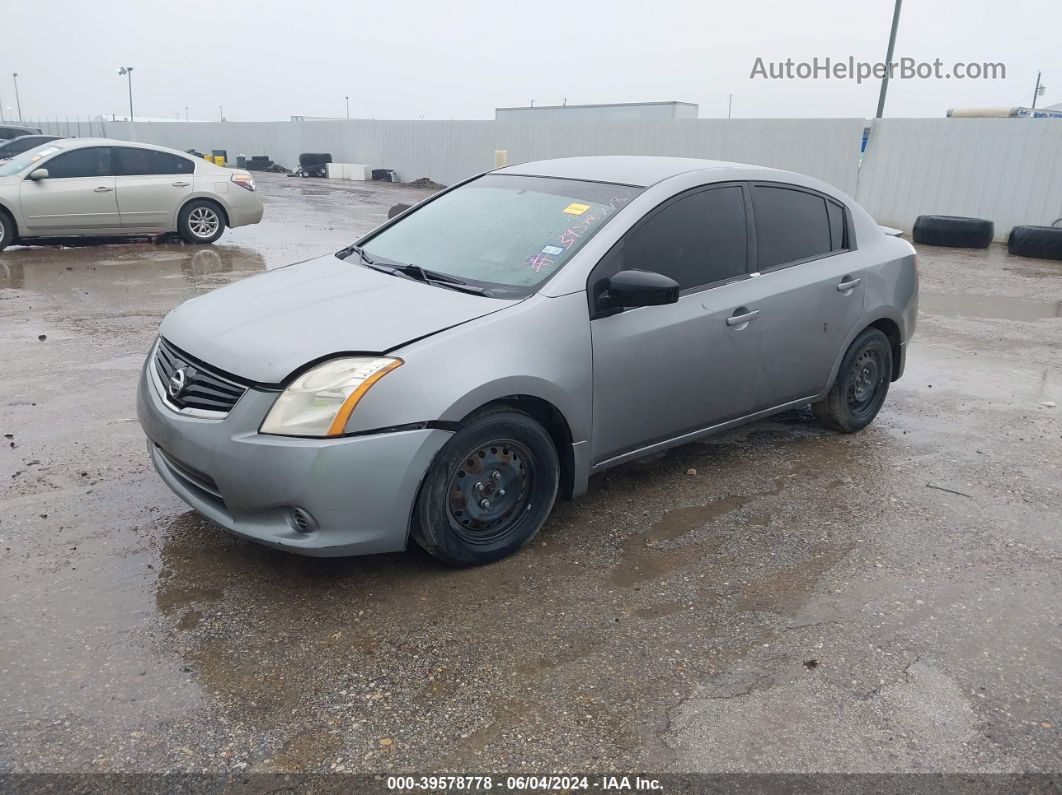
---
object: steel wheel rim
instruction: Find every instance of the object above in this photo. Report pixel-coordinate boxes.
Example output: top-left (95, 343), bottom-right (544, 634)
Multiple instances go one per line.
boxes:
top-left (847, 347), bottom-right (885, 416)
top-left (0, 216), bottom-right (5, 241)
top-left (188, 207), bottom-right (219, 238)
top-left (445, 439), bottom-right (534, 545)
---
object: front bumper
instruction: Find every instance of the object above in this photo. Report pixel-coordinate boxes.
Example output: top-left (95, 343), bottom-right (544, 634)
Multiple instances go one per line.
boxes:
top-left (137, 360), bottom-right (451, 556)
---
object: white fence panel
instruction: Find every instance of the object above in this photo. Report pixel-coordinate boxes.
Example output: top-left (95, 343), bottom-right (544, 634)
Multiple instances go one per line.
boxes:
top-left (496, 119), bottom-right (865, 195)
top-left (24, 117), bottom-right (1062, 241)
top-left (79, 119), bottom-right (494, 186)
top-left (857, 118), bottom-right (1062, 240)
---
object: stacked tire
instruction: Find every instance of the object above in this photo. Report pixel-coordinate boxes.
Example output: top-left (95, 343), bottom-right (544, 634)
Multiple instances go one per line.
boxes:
top-left (913, 215), bottom-right (994, 248)
top-left (1007, 225), bottom-right (1062, 261)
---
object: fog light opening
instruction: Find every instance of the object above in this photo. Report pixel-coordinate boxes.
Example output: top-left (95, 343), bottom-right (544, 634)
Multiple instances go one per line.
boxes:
top-left (288, 507), bottom-right (317, 534)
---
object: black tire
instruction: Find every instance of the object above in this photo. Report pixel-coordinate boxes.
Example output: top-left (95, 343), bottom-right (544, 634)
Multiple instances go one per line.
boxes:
top-left (912, 215), bottom-right (994, 248)
top-left (177, 200), bottom-right (225, 245)
top-left (411, 408), bottom-right (559, 567)
top-left (1007, 225), bottom-right (1062, 261)
top-left (812, 328), bottom-right (893, 433)
top-left (0, 208), bottom-right (14, 251)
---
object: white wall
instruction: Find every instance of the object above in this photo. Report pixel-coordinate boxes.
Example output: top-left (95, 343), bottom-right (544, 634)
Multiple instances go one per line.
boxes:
top-left (37, 117), bottom-right (862, 194)
top-left (82, 119), bottom-right (495, 185)
top-left (496, 118), bottom-right (865, 195)
top-left (29, 116), bottom-right (1062, 240)
top-left (856, 118), bottom-right (1062, 240)
top-left (495, 102), bottom-right (699, 122)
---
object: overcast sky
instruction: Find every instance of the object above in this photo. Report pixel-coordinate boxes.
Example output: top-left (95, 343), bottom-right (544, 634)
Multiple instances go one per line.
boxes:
top-left (3, 0), bottom-right (1058, 123)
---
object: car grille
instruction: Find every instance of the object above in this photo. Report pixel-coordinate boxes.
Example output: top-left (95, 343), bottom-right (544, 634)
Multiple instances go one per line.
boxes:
top-left (154, 337), bottom-right (249, 414)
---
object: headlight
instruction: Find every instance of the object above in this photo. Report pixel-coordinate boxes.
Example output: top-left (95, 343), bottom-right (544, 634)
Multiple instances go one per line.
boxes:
top-left (260, 357), bottom-right (402, 437)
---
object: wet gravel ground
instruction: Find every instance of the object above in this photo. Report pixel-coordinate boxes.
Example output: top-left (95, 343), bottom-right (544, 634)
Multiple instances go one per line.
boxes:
top-left (0, 174), bottom-right (1059, 775)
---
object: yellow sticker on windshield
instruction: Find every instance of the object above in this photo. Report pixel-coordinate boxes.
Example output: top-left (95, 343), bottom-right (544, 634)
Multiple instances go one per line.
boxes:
top-left (563, 202), bottom-right (591, 215)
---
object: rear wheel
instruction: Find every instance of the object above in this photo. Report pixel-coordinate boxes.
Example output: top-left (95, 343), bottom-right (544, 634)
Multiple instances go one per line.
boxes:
top-left (0, 209), bottom-right (14, 251)
top-left (812, 328), bottom-right (893, 432)
top-left (178, 200), bottom-right (225, 244)
top-left (411, 408), bottom-right (559, 567)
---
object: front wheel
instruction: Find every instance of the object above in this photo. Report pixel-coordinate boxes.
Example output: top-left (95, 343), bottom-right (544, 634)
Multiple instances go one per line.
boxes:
top-left (0, 209), bottom-right (14, 251)
top-left (812, 328), bottom-right (893, 432)
top-left (178, 200), bottom-right (225, 244)
top-left (411, 408), bottom-right (559, 567)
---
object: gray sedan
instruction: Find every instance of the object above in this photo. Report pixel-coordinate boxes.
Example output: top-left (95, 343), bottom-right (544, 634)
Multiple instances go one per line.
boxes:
top-left (138, 156), bottom-right (917, 566)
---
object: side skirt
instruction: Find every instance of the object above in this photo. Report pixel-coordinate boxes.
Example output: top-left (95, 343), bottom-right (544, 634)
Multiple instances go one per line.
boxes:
top-left (589, 395), bottom-right (818, 475)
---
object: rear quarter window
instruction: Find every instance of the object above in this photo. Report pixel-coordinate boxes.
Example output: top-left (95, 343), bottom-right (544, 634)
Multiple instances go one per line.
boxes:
top-left (827, 200), bottom-right (847, 250)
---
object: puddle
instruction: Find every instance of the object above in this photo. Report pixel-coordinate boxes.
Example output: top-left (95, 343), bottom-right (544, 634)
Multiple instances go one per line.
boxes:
top-left (737, 543), bottom-right (854, 614)
top-left (645, 496), bottom-right (758, 545)
top-left (0, 243), bottom-right (266, 293)
top-left (920, 292), bottom-right (1061, 321)
top-left (611, 477), bottom-right (785, 588)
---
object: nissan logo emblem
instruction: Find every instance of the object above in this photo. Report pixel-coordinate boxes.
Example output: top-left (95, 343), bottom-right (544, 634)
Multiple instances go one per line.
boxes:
top-left (167, 367), bottom-right (187, 399)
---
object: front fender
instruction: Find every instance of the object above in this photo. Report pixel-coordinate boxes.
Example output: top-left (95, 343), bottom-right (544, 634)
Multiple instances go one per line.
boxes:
top-left (344, 292), bottom-right (594, 443)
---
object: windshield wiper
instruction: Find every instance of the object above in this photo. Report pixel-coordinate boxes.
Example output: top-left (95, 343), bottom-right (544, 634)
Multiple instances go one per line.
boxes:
top-left (391, 263), bottom-right (456, 284)
top-left (390, 263), bottom-right (489, 295)
top-left (340, 247), bottom-right (489, 295)
top-left (336, 243), bottom-right (374, 264)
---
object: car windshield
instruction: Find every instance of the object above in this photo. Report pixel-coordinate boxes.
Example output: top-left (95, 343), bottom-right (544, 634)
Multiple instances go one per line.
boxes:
top-left (0, 144), bottom-right (63, 176)
top-left (353, 174), bottom-right (642, 295)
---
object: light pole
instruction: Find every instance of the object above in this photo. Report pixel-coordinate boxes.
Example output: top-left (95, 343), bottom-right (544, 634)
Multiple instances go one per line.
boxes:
top-left (117, 66), bottom-right (134, 121)
top-left (12, 73), bottom-right (23, 122)
top-left (1032, 71), bottom-right (1045, 109)
top-left (874, 0), bottom-right (903, 118)
top-left (345, 95), bottom-right (350, 119)
top-left (185, 106), bottom-right (189, 122)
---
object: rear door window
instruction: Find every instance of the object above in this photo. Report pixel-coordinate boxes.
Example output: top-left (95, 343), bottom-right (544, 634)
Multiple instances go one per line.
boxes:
top-left (3, 137), bottom-right (47, 156)
top-left (42, 147), bottom-right (113, 178)
top-left (115, 147), bottom-right (193, 175)
top-left (751, 185), bottom-right (833, 269)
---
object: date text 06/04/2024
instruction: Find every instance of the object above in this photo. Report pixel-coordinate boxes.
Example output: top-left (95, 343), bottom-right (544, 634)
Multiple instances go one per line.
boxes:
top-left (385, 775), bottom-right (663, 791)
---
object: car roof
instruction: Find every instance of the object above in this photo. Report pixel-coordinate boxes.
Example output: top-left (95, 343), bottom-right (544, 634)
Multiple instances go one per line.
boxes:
top-left (494, 155), bottom-right (778, 187)
top-left (35, 137), bottom-right (196, 158)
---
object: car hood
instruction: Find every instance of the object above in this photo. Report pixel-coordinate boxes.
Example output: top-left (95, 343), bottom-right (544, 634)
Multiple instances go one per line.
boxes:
top-left (160, 254), bottom-right (521, 383)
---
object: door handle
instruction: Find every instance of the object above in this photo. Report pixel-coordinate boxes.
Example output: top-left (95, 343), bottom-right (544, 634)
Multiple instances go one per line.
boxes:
top-left (837, 277), bottom-right (862, 291)
top-left (93, 186), bottom-right (113, 193)
top-left (172, 181), bottom-right (190, 187)
top-left (726, 309), bottom-right (760, 326)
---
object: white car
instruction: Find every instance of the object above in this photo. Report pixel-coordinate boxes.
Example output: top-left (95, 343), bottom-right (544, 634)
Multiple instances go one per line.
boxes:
top-left (0, 138), bottom-right (264, 250)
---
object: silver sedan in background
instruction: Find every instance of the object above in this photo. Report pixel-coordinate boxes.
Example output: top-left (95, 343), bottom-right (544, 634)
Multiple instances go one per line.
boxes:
top-left (0, 138), bottom-right (263, 250)
top-left (138, 156), bottom-right (917, 566)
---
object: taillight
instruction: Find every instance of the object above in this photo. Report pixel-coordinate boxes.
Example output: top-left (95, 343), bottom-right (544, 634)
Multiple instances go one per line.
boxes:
top-left (231, 173), bottom-right (256, 192)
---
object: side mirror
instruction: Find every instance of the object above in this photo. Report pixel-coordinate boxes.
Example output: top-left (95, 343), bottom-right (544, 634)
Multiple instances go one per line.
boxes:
top-left (602, 269), bottom-right (680, 309)
top-left (28, 168), bottom-right (49, 180)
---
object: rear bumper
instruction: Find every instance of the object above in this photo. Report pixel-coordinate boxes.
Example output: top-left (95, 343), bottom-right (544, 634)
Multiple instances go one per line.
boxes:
top-left (226, 196), bottom-right (263, 228)
top-left (137, 358), bottom-right (451, 556)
